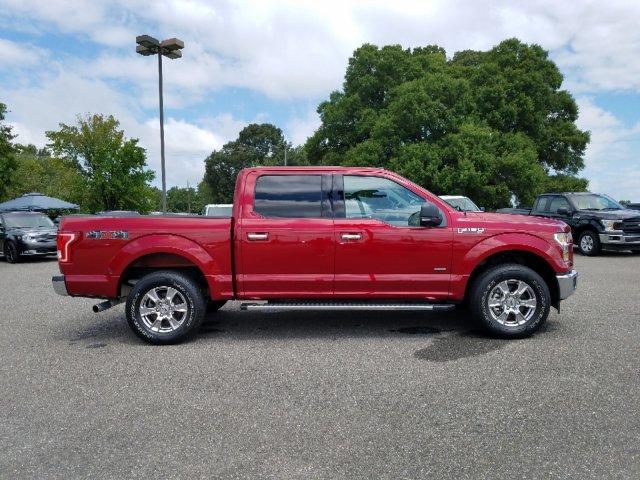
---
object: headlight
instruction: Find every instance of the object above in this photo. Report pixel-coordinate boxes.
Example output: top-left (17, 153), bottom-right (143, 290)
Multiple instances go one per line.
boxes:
top-left (554, 232), bottom-right (572, 262)
top-left (600, 219), bottom-right (622, 232)
top-left (554, 232), bottom-right (572, 245)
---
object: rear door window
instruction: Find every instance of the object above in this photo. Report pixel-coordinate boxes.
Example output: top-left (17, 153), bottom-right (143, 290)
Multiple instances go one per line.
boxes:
top-left (254, 175), bottom-right (323, 218)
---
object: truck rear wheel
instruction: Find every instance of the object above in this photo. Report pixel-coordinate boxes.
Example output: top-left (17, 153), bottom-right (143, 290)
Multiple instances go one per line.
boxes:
top-left (469, 264), bottom-right (550, 338)
top-left (125, 271), bottom-right (206, 344)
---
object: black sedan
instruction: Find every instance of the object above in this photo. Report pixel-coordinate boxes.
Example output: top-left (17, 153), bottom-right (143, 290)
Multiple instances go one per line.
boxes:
top-left (0, 211), bottom-right (58, 263)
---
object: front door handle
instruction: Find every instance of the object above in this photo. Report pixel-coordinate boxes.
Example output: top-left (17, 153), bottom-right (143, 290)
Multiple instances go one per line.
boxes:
top-left (341, 233), bottom-right (362, 241)
top-left (247, 232), bottom-right (269, 241)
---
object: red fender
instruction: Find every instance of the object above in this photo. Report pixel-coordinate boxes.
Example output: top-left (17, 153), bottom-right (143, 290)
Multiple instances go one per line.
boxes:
top-left (450, 233), bottom-right (563, 300)
top-left (108, 234), bottom-right (233, 299)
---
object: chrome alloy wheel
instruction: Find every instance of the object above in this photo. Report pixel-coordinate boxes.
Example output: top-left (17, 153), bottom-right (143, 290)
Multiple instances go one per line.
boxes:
top-left (580, 234), bottom-right (594, 253)
top-left (487, 279), bottom-right (537, 326)
top-left (139, 286), bottom-right (188, 333)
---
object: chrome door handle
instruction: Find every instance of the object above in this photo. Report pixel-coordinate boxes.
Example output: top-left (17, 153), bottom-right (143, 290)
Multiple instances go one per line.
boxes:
top-left (247, 232), bottom-right (269, 241)
top-left (341, 233), bottom-right (362, 241)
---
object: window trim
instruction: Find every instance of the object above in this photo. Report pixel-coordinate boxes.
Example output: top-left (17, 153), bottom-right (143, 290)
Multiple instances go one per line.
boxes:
top-left (252, 173), bottom-right (332, 219)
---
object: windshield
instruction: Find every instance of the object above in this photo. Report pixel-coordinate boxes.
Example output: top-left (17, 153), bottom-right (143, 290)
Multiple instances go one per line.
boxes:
top-left (3, 214), bottom-right (55, 229)
top-left (442, 197), bottom-right (481, 212)
top-left (568, 194), bottom-right (623, 211)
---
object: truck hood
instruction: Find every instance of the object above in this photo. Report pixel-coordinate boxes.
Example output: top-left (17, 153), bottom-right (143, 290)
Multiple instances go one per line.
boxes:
top-left (576, 209), bottom-right (640, 220)
top-left (459, 211), bottom-right (567, 233)
top-left (6, 227), bottom-right (57, 236)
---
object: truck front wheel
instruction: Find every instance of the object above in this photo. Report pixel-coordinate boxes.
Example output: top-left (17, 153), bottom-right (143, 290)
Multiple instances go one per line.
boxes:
top-left (125, 271), bottom-right (206, 344)
top-left (577, 230), bottom-right (601, 256)
top-left (469, 264), bottom-right (550, 338)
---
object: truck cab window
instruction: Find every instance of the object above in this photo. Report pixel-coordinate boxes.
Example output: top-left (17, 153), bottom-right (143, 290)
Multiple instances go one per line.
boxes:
top-left (343, 175), bottom-right (425, 226)
top-left (547, 196), bottom-right (571, 214)
top-left (254, 175), bottom-right (323, 218)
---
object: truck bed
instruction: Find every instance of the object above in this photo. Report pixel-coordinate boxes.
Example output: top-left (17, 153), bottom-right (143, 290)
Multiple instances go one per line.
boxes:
top-left (59, 215), bottom-right (234, 298)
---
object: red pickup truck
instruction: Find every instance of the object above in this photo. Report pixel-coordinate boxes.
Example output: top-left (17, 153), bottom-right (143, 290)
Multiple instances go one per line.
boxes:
top-left (53, 167), bottom-right (577, 344)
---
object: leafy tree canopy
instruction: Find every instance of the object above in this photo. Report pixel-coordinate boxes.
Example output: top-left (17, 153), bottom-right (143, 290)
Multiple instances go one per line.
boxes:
top-left (0, 102), bottom-right (17, 201)
top-left (203, 123), bottom-right (307, 203)
top-left (46, 114), bottom-right (156, 213)
top-left (6, 144), bottom-right (86, 208)
top-left (306, 39), bottom-right (590, 208)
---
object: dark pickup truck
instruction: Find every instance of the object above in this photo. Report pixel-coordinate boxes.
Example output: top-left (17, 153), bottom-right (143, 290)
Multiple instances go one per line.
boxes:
top-left (497, 193), bottom-right (640, 255)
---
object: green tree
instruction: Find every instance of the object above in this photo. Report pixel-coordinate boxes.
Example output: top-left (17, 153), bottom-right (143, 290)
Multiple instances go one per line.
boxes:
top-left (306, 39), bottom-right (590, 208)
top-left (7, 145), bottom-right (86, 207)
top-left (46, 114), bottom-right (156, 213)
top-left (165, 185), bottom-right (206, 214)
top-left (203, 123), bottom-right (305, 203)
top-left (0, 103), bottom-right (17, 201)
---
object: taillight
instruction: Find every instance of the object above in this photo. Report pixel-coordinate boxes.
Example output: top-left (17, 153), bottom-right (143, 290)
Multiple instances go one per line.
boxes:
top-left (57, 232), bottom-right (79, 263)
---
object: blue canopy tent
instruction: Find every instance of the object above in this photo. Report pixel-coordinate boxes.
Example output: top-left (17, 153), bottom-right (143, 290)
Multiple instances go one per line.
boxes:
top-left (0, 192), bottom-right (79, 212)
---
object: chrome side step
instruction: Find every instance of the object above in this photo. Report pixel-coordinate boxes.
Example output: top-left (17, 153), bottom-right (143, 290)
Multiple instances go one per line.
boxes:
top-left (240, 301), bottom-right (455, 312)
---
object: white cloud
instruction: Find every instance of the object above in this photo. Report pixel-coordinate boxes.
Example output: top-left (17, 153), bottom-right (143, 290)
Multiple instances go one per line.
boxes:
top-left (286, 108), bottom-right (320, 146)
top-left (0, 69), bottom-right (249, 188)
top-left (0, 38), bottom-right (42, 67)
top-left (576, 97), bottom-right (640, 200)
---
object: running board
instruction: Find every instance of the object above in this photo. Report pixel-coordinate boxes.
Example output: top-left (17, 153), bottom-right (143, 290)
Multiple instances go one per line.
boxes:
top-left (240, 301), bottom-right (456, 312)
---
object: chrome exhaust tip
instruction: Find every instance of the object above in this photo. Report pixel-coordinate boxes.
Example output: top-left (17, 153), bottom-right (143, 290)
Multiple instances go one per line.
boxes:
top-left (92, 299), bottom-right (123, 313)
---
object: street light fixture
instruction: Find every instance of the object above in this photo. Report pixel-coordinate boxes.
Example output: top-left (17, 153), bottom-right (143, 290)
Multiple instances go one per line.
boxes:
top-left (136, 35), bottom-right (184, 214)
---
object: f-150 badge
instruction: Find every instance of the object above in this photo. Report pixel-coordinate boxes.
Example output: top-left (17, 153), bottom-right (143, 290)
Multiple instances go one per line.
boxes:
top-left (86, 230), bottom-right (129, 240)
top-left (458, 227), bottom-right (485, 234)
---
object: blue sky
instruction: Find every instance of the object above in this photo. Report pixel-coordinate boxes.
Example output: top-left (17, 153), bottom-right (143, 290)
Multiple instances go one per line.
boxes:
top-left (0, 0), bottom-right (639, 200)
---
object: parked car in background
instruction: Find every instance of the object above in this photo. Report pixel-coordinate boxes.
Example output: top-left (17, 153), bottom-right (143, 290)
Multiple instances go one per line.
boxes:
top-left (497, 193), bottom-right (640, 256)
top-left (203, 204), bottom-right (233, 217)
top-left (440, 195), bottom-right (484, 212)
top-left (53, 166), bottom-right (577, 344)
top-left (0, 211), bottom-right (58, 263)
top-left (626, 203), bottom-right (640, 210)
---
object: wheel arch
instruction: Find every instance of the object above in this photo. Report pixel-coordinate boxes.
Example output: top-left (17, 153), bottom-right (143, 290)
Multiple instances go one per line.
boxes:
top-left (109, 234), bottom-right (222, 299)
top-left (458, 234), bottom-right (563, 310)
top-left (464, 250), bottom-right (559, 308)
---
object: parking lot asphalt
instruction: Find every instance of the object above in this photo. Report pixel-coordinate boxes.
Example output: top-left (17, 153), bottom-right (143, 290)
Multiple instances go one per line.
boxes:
top-left (1, 254), bottom-right (639, 479)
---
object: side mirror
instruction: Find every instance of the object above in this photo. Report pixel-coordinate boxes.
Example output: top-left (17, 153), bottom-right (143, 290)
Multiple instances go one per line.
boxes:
top-left (556, 207), bottom-right (570, 216)
top-left (420, 202), bottom-right (442, 227)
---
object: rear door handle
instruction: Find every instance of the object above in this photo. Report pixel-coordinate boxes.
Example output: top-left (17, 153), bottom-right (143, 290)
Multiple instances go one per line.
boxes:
top-left (341, 233), bottom-right (362, 241)
top-left (247, 232), bottom-right (269, 241)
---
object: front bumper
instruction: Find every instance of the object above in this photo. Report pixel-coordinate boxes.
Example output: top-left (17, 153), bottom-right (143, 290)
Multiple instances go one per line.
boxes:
top-left (52, 275), bottom-right (68, 296)
top-left (18, 240), bottom-right (56, 255)
top-left (556, 270), bottom-right (578, 300)
top-left (599, 233), bottom-right (640, 248)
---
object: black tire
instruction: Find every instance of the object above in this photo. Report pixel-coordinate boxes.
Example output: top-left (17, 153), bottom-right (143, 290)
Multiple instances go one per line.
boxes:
top-left (469, 264), bottom-right (550, 338)
top-left (207, 300), bottom-right (227, 312)
top-left (4, 241), bottom-right (20, 263)
top-left (125, 270), bottom-right (206, 344)
top-left (577, 229), bottom-right (601, 256)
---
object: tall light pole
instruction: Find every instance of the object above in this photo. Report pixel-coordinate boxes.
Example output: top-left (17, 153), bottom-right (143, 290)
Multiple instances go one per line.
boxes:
top-left (136, 35), bottom-right (184, 214)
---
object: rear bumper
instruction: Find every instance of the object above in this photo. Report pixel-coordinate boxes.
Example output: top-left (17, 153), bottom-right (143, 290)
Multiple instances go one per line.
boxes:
top-left (52, 275), bottom-right (68, 296)
top-left (556, 270), bottom-right (578, 300)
